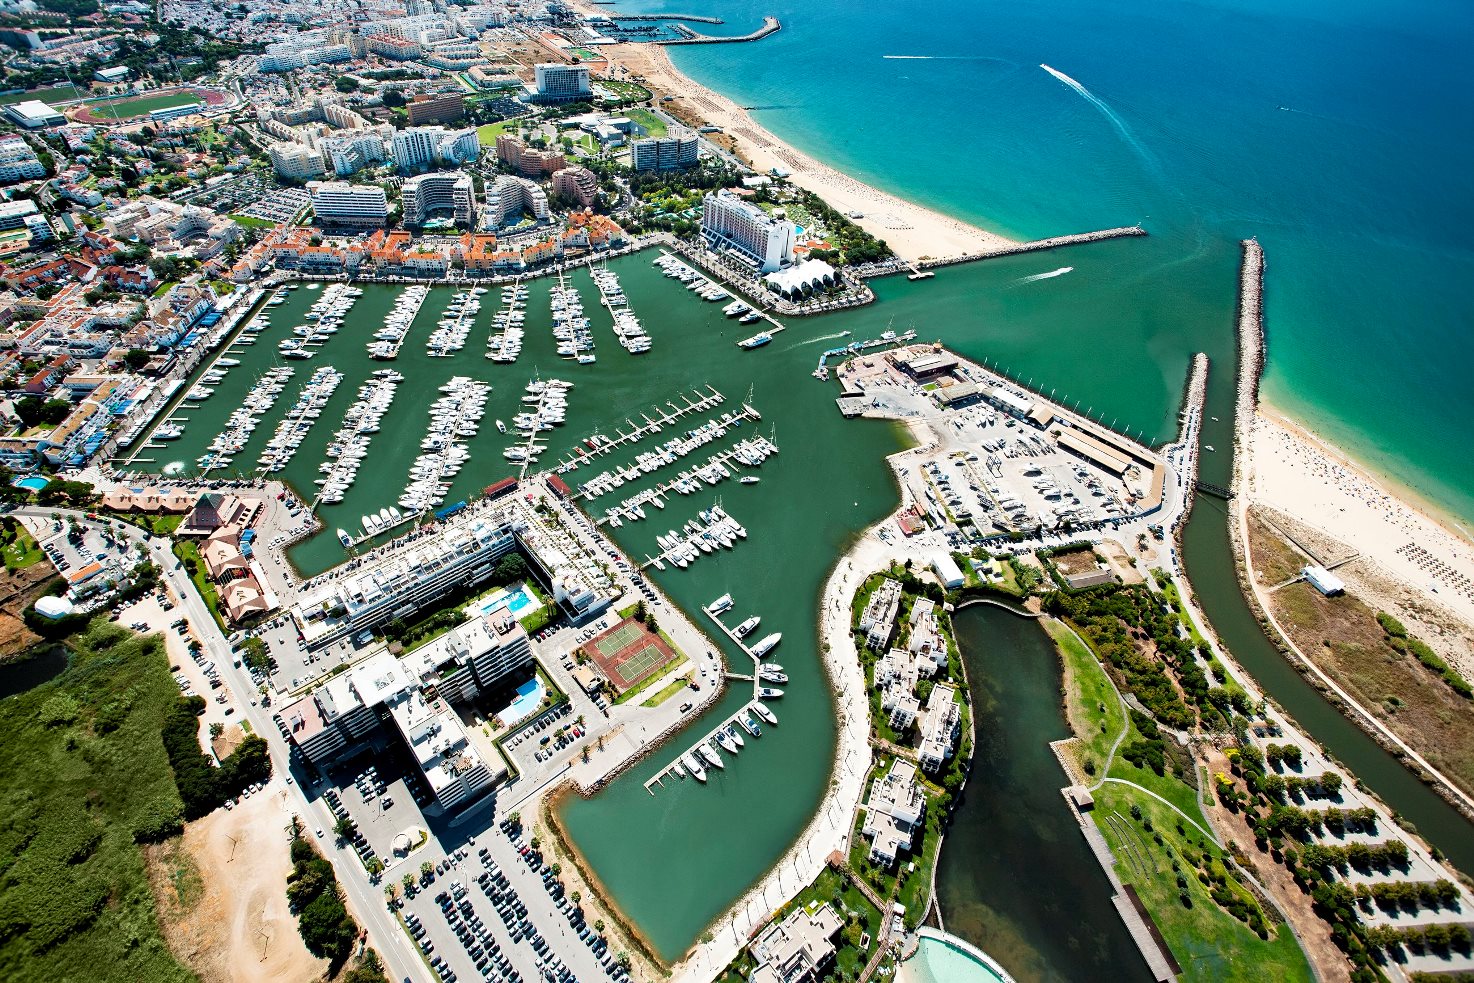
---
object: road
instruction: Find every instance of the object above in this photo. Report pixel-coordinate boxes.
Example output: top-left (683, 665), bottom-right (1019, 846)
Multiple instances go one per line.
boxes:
top-left (14, 506), bottom-right (429, 983)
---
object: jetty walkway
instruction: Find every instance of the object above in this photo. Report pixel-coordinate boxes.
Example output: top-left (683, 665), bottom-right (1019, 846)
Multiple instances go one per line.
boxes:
top-left (916, 226), bottom-right (1147, 271)
top-left (559, 386), bottom-right (725, 469)
top-left (643, 607), bottom-right (767, 794)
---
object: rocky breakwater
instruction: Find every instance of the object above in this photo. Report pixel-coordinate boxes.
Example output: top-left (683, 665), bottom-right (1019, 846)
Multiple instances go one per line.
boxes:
top-left (917, 225), bottom-right (1147, 269)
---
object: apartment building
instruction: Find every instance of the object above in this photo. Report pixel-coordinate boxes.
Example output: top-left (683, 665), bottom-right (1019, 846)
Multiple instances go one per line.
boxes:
top-left (406, 92), bottom-right (467, 126)
top-left (749, 903), bottom-right (843, 983)
top-left (861, 758), bottom-right (926, 867)
top-left (483, 175), bottom-right (547, 229)
top-left (918, 682), bottom-right (961, 773)
top-left (401, 171), bottom-right (477, 227)
top-left (0, 134), bottom-right (46, 184)
top-left (550, 165), bottom-right (598, 208)
top-left (391, 126), bottom-right (479, 173)
top-left (858, 577), bottom-right (902, 649)
top-left (630, 126), bottom-right (698, 172)
top-left (269, 141), bottom-right (327, 180)
top-left (308, 181), bottom-right (390, 228)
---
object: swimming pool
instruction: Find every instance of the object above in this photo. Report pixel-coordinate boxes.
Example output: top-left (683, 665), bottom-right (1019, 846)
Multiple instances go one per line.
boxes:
top-left (474, 583), bottom-right (539, 619)
top-left (901, 929), bottom-right (1016, 983)
top-left (10, 476), bottom-right (48, 493)
top-left (497, 678), bottom-right (546, 728)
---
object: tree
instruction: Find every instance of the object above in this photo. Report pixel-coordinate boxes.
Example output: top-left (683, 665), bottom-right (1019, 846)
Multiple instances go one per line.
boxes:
top-left (334, 817), bottom-right (355, 840)
top-left (123, 349), bottom-right (153, 371)
top-left (209, 721), bottom-right (224, 739)
top-left (335, 75), bottom-right (360, 93)
top-left (381, 88), bottom-right (406, 108)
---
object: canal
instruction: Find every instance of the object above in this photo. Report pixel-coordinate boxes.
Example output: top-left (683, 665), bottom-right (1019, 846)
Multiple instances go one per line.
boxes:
top-left (939, 604), bottom-right (1151, 983)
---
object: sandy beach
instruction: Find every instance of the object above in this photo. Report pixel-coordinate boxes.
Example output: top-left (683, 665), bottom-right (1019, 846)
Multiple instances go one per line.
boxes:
top-left (1246, 407), bottom-right (1474, 673)
top-left (593, 40), bottom-right (1020, 263)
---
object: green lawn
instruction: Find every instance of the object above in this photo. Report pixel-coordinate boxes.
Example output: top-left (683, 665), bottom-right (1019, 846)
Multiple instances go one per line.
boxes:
top-left (2, 522), bottom-right (44, 571)
top-left (639, 674), bottom-right (690, 708)
top-left (0, 83), bottom-right (87, 106)
top-left (623, 107), bottom-right (667, 139)
top-left (1047, 616), bottom-right (1125, 775)
top-left (1106, 711), bottom-right (1208, 825)
top-left (171, 540), bottom-right (224, 630)
top-left (88, 91), bottom-right (204, 120)
top-left (0, 620), bottom-right (194, 983)
top-left (229, 214), bottom-right (278, 230)
top-left (477, 120), bottom-right (519, 146)
top-left (1092, 784), bottom-right (1311, 983)
top-left (151, 281), bottom-right (177, 298)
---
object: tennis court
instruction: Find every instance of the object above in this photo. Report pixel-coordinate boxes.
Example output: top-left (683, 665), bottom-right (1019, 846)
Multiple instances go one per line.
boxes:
top-left (585, 617), bottom-right (676, 692)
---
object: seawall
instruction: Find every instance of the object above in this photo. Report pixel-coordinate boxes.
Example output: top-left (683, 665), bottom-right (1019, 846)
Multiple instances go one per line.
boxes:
top-left (659, 16), bottom-right (782, 45)
top-left (916, 226), bottom-right (1147, 270)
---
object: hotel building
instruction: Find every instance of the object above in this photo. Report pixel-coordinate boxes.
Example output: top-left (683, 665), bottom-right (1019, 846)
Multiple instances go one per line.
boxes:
top-left (700, 190), bottom-right (795, 273)
top-left (533, 63), bottom-right (591, 102)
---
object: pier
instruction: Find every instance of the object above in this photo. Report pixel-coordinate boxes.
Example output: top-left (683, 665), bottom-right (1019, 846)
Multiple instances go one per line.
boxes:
top-left (812, 329), bottom-right (919, 380)
top-left (659, 15), bottom-right (782, 45)
top-left (656, 249), bottom-right (787, 334)
top-left (917, 226), bottom-right (1147, 271)
top-left (559, 386), bottom-right (725, 468)
top-left (642, 605), bottom-right (773, 794)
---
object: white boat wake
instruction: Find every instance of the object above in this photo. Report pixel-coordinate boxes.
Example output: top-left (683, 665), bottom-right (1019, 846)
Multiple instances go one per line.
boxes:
top-left (1040, 64), bottom-right (1161, 175)
top-left (782, 331), bottom-right (852, 352)
top-left (1016, 266), bottom-right (1073, 284)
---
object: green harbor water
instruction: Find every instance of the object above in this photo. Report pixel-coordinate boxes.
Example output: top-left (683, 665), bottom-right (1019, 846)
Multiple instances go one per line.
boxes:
top-left (132, 240), bottom-right (1474, 971)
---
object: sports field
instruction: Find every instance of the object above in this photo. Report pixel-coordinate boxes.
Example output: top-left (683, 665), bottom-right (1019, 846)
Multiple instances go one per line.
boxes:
top-left (0, 83), bottom-right (87, 106)
top-left (584, 617), bottom-right (676, 692)
top-left (74, 87), bottom-right (227, 123)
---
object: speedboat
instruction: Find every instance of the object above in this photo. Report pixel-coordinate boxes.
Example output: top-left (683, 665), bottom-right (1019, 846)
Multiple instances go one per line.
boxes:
top-left (753, 704), bottom-right (778, 725)
top-left (750, 633), bottom-right (782, 658)
top-left (684, 752), bottom-right (706, 783)
top-left (758, 687), bottom-right (784, 700)
top-left (735, 616), bottom-right (760, 637)
top-left (739, 714), bottom-right (761, 738)
top-left (698, 743), bottom-right (724, 769)
top-left (707, 593), bottom-right (734, 615)
top-left (726, 723), bottom-right (745, 748)
top-left (740, 476), bottom-right (760, 484)
top-left (337, 529), bottom-right (352, 547)
top-left (715, 729), bottom-right (739, 754)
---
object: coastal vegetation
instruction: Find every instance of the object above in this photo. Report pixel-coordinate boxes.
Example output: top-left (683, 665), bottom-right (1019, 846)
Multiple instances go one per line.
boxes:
top-left (286, 822), bottom-right (388, 980)
top-left (0, 621), bottom-right (192, 982)
top-left (1247, 516), bottom-right (1474, 799)
top-left (1046, 604), bottom-right (1315, 980)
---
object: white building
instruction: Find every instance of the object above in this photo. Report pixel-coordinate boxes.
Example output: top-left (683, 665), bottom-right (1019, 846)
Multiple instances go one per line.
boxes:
top-left (402, 171), bottom-right (477, 227)
top-left (918, 683), bottom-right (961, 773)
top-left (3, 100), bottom-right (65, 129)
top-left (483, 175), bottom-right (548, 229)
top-left (320, 132), bottom-right (389, 177)
top-left (861, 758), bottom-right (925, 867)
top-left (858, 577), bottom-right (902, 650)
top-left (630, 126), bottom-right (698, 172)
top-left (268, 141), bottom-right (327, 180)
top-left (0, 134), bottom-right (46, 183)
top-left (391, 126), bottom-right (480, 173)
top-left (309, 181), bottom-right (389, 227)
top-left (533, 63), bottom-right (590, 102)
top-left (1303, 564), bottom-right (1346, 596)
top-left (701, 190), bottom-right (795, 273)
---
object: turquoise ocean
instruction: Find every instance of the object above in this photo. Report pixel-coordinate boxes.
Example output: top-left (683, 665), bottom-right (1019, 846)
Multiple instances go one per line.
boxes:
top-left (611, 0), bottom-right (1474, 529)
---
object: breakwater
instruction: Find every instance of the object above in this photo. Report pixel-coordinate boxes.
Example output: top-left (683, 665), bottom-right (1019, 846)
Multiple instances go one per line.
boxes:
top-left (1168, 352), bottom-right (1209, 536)
top-left (660, 16), bottom-right (782, 46)
top-left (615, 13), bottom-right (724, 23)
top-left (916, 225), bottom-right (1147, 270)
top-left (1230, 238), bottom-right (1265, 493)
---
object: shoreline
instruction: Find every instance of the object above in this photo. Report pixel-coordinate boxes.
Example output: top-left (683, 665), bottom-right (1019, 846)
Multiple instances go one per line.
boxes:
top-left (594, 38), bottom-right (1022, 264)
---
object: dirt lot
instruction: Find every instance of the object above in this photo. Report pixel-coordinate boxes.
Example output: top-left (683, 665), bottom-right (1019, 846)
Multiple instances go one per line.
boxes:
top-left (1247, 507), bottom-right (1307, 587)
top-left (148, 780), bottom-right (327, 983)
top-left (1269, 580), bottom-right (1474, 799)
top-left (0, 560), bottom-right (56, 661)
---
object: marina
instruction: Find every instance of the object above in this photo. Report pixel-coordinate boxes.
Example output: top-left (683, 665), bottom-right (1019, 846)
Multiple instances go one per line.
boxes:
top-left (485, 280), bottom-right (527, 363)
top-left (256, 366), bottom-right (345, 473)
top-left (367, 284), bottom-right (429, 360)
top-left (643, 595), bottom-right (781, 794)
top-left (590, 263), bottom-right (653, 354)
top-left (550, 271), bottom-right (596, 362)
top-left (556, 385), bottom-right (728, 467)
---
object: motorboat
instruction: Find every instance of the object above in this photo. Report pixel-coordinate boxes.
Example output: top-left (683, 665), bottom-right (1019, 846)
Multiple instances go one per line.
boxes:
top-left (735, 616), bottom-right (760, 637)
top-left (758, 687), bottom-right (784, 700)
top-left (740, 476), bottom-right (760, 484)
top-left (753, 704), bottom-right (778, 725)
top-left (750, 633), bottom-right (782, 658)
top-left (337, 529), bottom-right (352, 547)
top-left (684, 752), bottom-right (706, 783)
top-left (698, 743), bottom-right (724, 769)
top-left (715, 729), bottom-right (739, 754)
top-left (739, 714), bottom-right (761, 738)
top-left (707, 593), bottom-right (734, 615)
top-left (759, 666), bottom-right (788, 685)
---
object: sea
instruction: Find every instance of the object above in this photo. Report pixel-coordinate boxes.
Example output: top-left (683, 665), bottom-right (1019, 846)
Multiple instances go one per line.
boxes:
top-left (609, 0), bottom-right (1474, 531)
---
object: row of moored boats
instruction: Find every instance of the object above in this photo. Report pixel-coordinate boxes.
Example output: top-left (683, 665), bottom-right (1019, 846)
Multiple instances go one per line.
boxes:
top-left (257, 366), bottom-right (345, 473)
top-left (368, 285), bottom-right (429, 360)
top-left (314, 369), bottom-right (403, 505)
top-left (398, 376), bottom-right (489, 513)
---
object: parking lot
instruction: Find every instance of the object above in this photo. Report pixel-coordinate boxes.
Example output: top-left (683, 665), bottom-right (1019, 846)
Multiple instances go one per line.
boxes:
top-left (395, 815), bottom-right (627, 983)
top-left (25, 515), bottom-right (138, 603)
